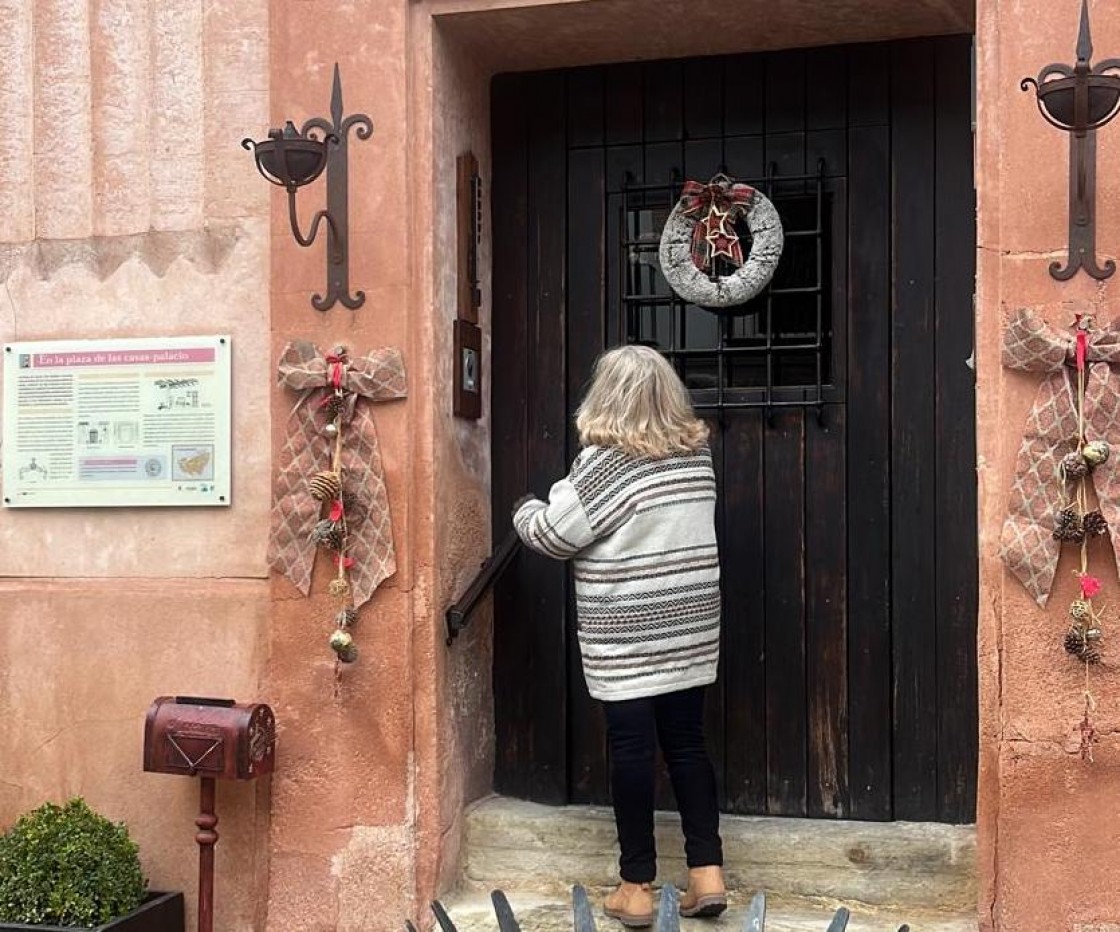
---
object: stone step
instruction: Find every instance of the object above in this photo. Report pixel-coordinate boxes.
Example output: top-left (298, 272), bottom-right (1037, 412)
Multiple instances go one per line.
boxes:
top-left (462, 797), bottom-right (977, 917)
top-left (438, 889), bottom-right (979, 932)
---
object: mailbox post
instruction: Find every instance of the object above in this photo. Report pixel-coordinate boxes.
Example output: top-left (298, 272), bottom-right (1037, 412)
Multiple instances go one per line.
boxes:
top-left (144, 697), bottom-right (275, 932)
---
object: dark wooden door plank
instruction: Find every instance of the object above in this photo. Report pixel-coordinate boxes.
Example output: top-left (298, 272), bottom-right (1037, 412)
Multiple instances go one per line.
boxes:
top-left (605, 62), bottom-right (644, 146)
top-left (566, 142), bottom-right (610, 805)
top-left (491, 74), bottom-right (534, 802)
top-left (764, 410), bottom-right (808, 816)
top-left (568, 67), bottom-right (605, 149)
top-left (890, 40), bottom-right (940, 822)
top-left (684, 57), bottom-right (725, 140)
top-left (933, 36), bottom-right (979, 825)
top-left (521, 70), bottom-right (570, 804)
top-left (806, 406), bottom-right (850, 818)
top-left (722, 411), bottom-right (768, 814)
top-left (846, 120), bottom-right (893, 821)
top-left (644, 59), bottom-right (683, 143)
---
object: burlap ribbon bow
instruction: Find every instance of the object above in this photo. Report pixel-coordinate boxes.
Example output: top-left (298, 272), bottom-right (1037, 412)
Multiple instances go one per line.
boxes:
top-left (268, 341), bottom-right (407, 608)
top-left (678, 179), bottom-right (756, 271)
top-left (1000, 308), bottom-right (1120, 605)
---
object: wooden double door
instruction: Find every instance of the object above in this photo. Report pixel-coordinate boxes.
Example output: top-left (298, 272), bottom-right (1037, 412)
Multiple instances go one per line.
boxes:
top-left (490, 36), bottom-right (977, 823)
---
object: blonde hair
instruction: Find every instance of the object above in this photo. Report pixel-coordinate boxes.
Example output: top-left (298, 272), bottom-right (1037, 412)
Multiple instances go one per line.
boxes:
top-left (575, 345), bottom-right (709, 458)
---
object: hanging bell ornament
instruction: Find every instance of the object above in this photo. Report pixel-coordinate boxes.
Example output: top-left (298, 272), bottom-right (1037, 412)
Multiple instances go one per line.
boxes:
top-left (1086, 627), bottom-right (1104, 642)
top-left (329, 629), bottom-right (354, 653)
top-left (1082, 440), bottom-right (1110, 467)
top-left (1060, 451), bottom-right (1090, 480)
top-left (323, 421), bottom-right (340, 439)
top-left (309, 470), bottom-right (342, 502)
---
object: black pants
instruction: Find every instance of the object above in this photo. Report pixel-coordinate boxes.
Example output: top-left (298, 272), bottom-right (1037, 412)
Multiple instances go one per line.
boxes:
top-left (602, 686), bottom-right (723, 884)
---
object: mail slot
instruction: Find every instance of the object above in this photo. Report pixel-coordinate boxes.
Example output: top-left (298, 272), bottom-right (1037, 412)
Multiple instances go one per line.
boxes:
top-left (143, 696), bottom-right (275, 780)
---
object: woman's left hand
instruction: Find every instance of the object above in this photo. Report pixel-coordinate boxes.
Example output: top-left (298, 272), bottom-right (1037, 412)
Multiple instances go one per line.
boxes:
top-left (511, 494), bottom-right (536, 518)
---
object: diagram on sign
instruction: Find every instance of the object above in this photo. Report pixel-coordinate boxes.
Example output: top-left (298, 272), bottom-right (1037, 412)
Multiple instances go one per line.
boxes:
top-left (18, 458), bottom-right (48, 482)
top-left (156, 378), bottom-right (202, 411)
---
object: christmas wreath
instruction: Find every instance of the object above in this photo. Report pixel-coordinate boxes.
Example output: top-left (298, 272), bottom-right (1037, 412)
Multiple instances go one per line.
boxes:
top-left (658, 174), bottom-right (784, 310)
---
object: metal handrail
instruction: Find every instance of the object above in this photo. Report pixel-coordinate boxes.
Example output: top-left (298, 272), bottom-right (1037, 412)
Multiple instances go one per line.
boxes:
top-left (445, 527), bottom-right (522, 645)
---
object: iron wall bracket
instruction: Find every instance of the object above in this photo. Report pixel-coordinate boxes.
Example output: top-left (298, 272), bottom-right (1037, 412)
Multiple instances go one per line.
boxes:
top-left (299, 65), bottom-right (372, 310)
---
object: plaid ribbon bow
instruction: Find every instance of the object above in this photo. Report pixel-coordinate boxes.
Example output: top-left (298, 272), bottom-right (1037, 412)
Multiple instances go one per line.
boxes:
top-left (268, 341), bottom-right (407, 608)
top-left (678, 179), bottom-right (756, 272)
top-left (999, 308), bottom-right (1120, 604)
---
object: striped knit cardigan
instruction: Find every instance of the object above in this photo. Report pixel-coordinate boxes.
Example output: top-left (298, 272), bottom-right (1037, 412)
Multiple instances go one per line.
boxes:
top-left (513, 444), bottom-right (721, 702)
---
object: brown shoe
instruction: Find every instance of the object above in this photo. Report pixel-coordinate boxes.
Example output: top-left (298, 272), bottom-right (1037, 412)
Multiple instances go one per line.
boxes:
top-left (604, 882), bottom-right (654, 928)
top-left (679, 866), bottom-right (727, 919)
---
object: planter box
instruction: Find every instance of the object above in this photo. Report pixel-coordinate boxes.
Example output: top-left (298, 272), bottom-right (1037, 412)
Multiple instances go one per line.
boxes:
top-left (0, 893), bottom-right (184, 932)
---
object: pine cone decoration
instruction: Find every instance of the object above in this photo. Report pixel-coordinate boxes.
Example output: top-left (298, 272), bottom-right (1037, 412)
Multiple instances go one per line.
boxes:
top-left (1053, 517), bottom-right (1087, 543)
top-left (309, 518), bottom-right (345, 550)
top-left (1056, 506), bottom-right (1078, 529)
top-left (1064, 625), bottom-right (1103, 664)
top-left (1070, 599), bottom-right (1093, 621)
top-left (1083, 510), bottom-right (1108, 537)
top-left (309, 470), bottom-right (342, 502)
top-left (1061, 451), bottom-right (1090, 480)
top-left (336, 607), bottom-right (358, 628)
top-left (322, 392), bottom-right (347, 420)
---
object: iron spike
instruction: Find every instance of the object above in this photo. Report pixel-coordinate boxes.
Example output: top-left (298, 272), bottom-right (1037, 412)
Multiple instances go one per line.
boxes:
top-left (656, 885), bottom-right (680, 932)
top-left (572, 885), bottom-right (598, 932)
top-left (491, 890), bottom-right (523, 932)
top-left (1076, 0), bottom-right (1093, 64)
top-left (743, 891), bottom-right (766, 931)
top-left (430, 900), bottom-right (459, 932)
top-left (331, 63), bottom-right (344, 128)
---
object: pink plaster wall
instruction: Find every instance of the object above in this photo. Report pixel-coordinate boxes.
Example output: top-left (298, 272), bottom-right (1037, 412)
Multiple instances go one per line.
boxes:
top-left (428, 21), bottom-right (499, 894)
top-left (264, 2), bottom-right (428, 928)
top-left (0, 3), bottom-right (272, 931)
top-left (263, 0), bottom-right (510, 921)
top-left (976, 1), bottom-right (1120, 930)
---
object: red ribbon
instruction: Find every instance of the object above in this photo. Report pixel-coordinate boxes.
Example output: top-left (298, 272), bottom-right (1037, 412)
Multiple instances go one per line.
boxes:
top-left (677, 180), bottom-right (755, 272)
top-left (326, 353), bottom-right (346, 389)
top-left (1077, 327), bottom-right (1088, 373)
top-left (678, 180), bottom-right (755, 216)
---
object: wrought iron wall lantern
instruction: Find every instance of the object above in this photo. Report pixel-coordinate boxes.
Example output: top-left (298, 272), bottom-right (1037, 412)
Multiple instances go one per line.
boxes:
top-left (1021, 0), bottom-right (1120, 281)
top-left (242, 64), bottom-right (372, 310)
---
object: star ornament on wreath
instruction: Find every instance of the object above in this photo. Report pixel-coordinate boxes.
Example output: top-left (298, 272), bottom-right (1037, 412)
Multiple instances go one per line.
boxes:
top-left (658, 173), bottom-right (784, 311)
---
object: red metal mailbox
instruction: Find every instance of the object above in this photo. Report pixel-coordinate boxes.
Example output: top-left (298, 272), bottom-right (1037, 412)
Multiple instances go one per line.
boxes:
top-left (143, 697), bottom-right (275, 932)
top-left (144, 696), bottom-right (275, 780)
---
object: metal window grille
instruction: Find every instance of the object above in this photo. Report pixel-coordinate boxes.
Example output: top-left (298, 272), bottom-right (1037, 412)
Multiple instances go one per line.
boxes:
top-left (614, 161), bottom-right (834, 419)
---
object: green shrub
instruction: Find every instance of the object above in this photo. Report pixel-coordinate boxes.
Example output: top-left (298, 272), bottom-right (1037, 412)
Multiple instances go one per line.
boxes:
top-left (0, 798), bottom-right (147, 927)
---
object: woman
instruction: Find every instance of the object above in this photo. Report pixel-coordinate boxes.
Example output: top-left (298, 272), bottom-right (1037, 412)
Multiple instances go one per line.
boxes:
top-left (513, 345), bottom-right (726, 927)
